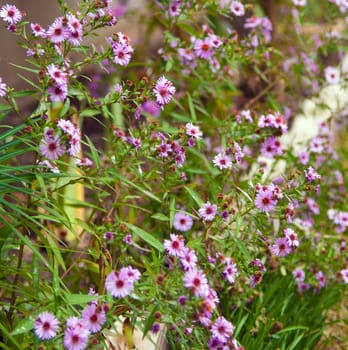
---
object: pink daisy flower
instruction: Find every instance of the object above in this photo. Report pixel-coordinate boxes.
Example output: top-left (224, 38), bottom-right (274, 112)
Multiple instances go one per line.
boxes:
top-left (284, 228), bottom-right (299, 247)
top-left (270, 237), bottom-right (291, 257)
top-left (81, 304), bottom-right (106, 333)
top-left (324, 66), bottom-right (340, 84)
top-left (47, 64), bottom-right (67, 86)
top-left (30, 23), bottom-right (46, 38)
top-left (173, 211), bottom-right (194, 232)
top-left (185, 123), bottom-right (203, 139)
top-left (164, 233), bottom-right (185, 257)
top-left (230, 1), bottom-right (245, 16)
top-left (180, 247), bottom-right (198, 271)
top-left (39, 133), bottom-right (65, 160)
top-left (211, 316), bottom-right (234, 342)
top-left (305, 166), bottom-right (321, 182)
top-left (0, 4), bottom-right (22, 24)
top-left (183, 268), bottom-right (209, 298)
top-left (57, 119), bottom-right (76, 136)
top-left (194, 38), bottom-right (214, 59)
top-left (153, 76), bottom-right (176, 106)
top-left (68, 134), bottom-right (81, 157)
top-left (199, 202), bottom-right (218, 221)
top-left (213, 152), bottom-right (232, 170)
top-left (121, 266), bottom-right (141, 283)
top-left (105, 269), bottom-right (134, 298)
top-left (47, 18), bottom-right (68, 44)
top-left (63, 318), bottom-right (90, 350)
top-left (48, 84), bottom-right (68, 102)
top-left (223, 259), bottom-right (238, 284)
top-left (34, 311), bottom-right (59, 340)
top-left (293, 269), bottom-right (305, 282)
top-left (315, 271), bottom-right (326, 288)
top-left (254, 190), bottom-right (277, 212)
top-left (75, 157), bottom-right (93, 167)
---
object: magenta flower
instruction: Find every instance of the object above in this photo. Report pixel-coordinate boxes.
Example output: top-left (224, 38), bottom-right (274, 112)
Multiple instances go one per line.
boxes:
top-left (194, 38), bottom-right (214, 59)
top-left (164, 233), bottom-right (185, 257)
top-left (39, 133), bottom-right (65, 160)
top-left (81, 304), bottom-right (106, 333)
top-left (47, 64), bottom-right (67, 87)
top-left (199, 202), bottom-right (218, 221)
top-left (47, 18), bottom-right (68, 44)
top-left (315, 271), bottom-right (326, 289)
top-left (293, 269), bottom-right (305, 282)
top-left (254, 190), bottom-right (277, 213)
top-left (185, 123), bottom-right (203, 139)
top-left (48, 84), bottom-right (68, 102)
top-left (34, 311), bottom-right (59, 340)
top-left (153, 76), bottom-right (176, 106)
top-left (270, 237), bottom-right (291, 257)
top-left (230, 1), bottom-right (245, 16)
top-left (211, 316), bottom-right (234, 342)
top-left (180, 247), bottom-right (198, 271)
top-left (183, 269), bottom-right (209, 298)
top-left (105, 271), bottom-right (134, 298)
top-left (283, 228), bottom-right (299, 247)
top-left (213, 152), bottom-right (233, 170)
top-left (222, 258), bottom-right (238, 284)
top-left (31, 23), bottom-right (46, 37)
top-left (340, 269), bottom-right (348, 284)
top-left (173, 211), bottom-right (194, 232)
top-left (63, 318), bottom-right (90, 350)
top-left (0, 4), bottom-right (22, 24)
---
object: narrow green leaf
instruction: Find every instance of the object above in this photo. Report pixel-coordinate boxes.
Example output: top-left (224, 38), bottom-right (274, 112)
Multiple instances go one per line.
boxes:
top-left (66, 293), bottom-right (101, 305)
top-left (187, 94), bottom-right (197, 122)
top-left (151, 213), bottom-right (169, 222)
top-left (124, 222), bottom-right (164, 252)
top-left (11, 316), bottom-right (34, 336)
top-left (184, 186), bottom-right (203, 206)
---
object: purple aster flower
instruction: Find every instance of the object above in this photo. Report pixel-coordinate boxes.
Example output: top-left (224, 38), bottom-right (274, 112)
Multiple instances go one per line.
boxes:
top-left (47, 17), bottom-right (69, 44)
top-left (254, 190), bottom-right (277, 212)
top-left (230, 1), bottom-right (245, 16)
top-left (151, 323), bottom-right (161, 334)
top-left (153, 76), bottom-right (176, 106)
top-left (81, 304), bottom-right (106, 333)
top-left (39, 133), bottom-right (65, 160)
top-left (48, 83), bottom-right (68, 102)
top-left (222, 259), bottom-right (238, 284)
top-left (186, 123), bottom-right (203, 139)
top-left (180, 247), bottom-right (198, 271)
top-left (141, 100), bottom-right (161, 117)
top-left (63, 318), bottom-right (90, 350)
top-left (105, 269), bottom-right (134, 298)
top-left (194, 38), bottom-right (214, 59)
top-left (293, 269), bottom-right (305, 282)
top-left (103, 231), bottom-right (114, 242)
top-left (183, 269), bottom-right (209, 298)
top-left (123, 233), bottom-right (132, 244)
top-left (315, 271), bottom-right (326, 289)
top-left (340, 269), bottom-right (348, 284)
top-left (34, 312), bottom-right (59, 340)
top-left (199, 202), bottom-right (218, 221)
top-left (283, 228), bottom-right (299, 247)
top-left (211, 316), bottom-right (234, 342)
top-left (213, 152), bottom-right (233, 170)
top-left (47, 64), bottom-right (67, 87)
top-left (173, 211), bottom-right (193, 232)
top-left (31, 23), bottom-right (46, 37)
top-left (121, 266), bottom-right (141, 283)
top-left (270, 237), bottom-right (291, 257)
top-left (0, 4), bottom-right (22, 24)
top-left (164, 233), bottom-right (185, 257)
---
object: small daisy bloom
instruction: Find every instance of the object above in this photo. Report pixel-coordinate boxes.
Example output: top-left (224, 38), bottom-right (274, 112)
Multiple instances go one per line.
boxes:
top-left (173, 211), bottom-right (194, 232)
top-left (270, 237), bottom-right (291, 257)
top-left (183, 268), bottom-right (209, 298)
top-left (31, 23), bottom-right (46, 37)
top-left (230, 1), bottom-right (245, 16)
top-left (34, 311), bottom-right (59, 340)
top-left (105, 269), bottom-right (135, 298)
top-left (211, 316), bottom-right (234, 342)
top-left (293, 269), bottom-right (305, 282)
top-left (81, 304), bottom-right (106, 333)
top-left (180, 247), bottom-right (198, 271)
top-left (164, 233), bottom-right (185, 257)
top-left (199, 201), bottom-right (218, 221)
top-left (63, 318), bottom-right (90, 350)
top-left (340, 269), bottom-right (348, 284)
top-left (40, 133), bottom-right (65, 160)
top-left (213, 152), bottom-right (233, 170)
top-left (284, 228), bottom-right (299, 247)
top-left (153, 76), bottom-right (176, 106)
top-left (185, 123), bottom-right (203, 139)
top-left (324, 66), bottom-right (340, 84)
top-left (0, 4), bottom-right (22, 24)
top-left (47, 17), bottom-right (68, 44)
top-left (48, 84), bottom-right (68, 102)
top-left (47, 64), bottom-right (67, 86)
top-left (57, 119), bottom-right (76, 136)
top-left (254, 190), bottom-right (277, 212)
